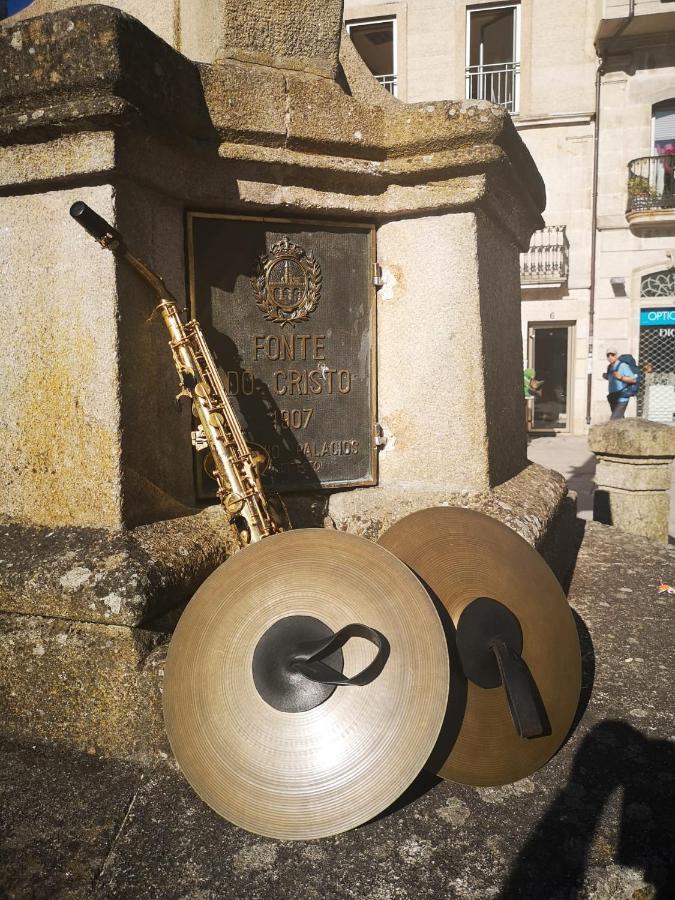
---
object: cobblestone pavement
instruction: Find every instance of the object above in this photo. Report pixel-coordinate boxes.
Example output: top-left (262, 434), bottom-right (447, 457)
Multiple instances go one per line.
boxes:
top-left (1, 522), bottom-right (673, 899)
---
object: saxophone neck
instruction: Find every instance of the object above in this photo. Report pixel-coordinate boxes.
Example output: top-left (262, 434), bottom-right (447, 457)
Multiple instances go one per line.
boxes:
top-left (69, 200), bottom-right (286, 545)
top-left (122, 251), bottom-right (179, 307)
top-left (69, 201), bottom-right (178, 307)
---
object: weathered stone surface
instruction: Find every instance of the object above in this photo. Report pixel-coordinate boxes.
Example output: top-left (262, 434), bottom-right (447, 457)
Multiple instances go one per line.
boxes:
top-left (0, 4), bottom-right (216, 145)
top-left (354, 211), bottom-right (527, 503)
top-left (537, 493), bottom-right (579, 586)
top-left (0, 176), bottom-right (206, 529)
top-left (7, 0), bottom-right (179, 50)
top-left (0, 129), bottom-right (116, 188)
top-left (330, 462), bottom-right (568, 549)
top-left (594, 488), bottom-right (672, 544)
top-left (589, 418), bottom-right (675, 458)
top-left (0, 506), bottom-right (235, 626)
top-left (215, 0), bottom-right (343, 78)
top-left (590, 420), bottom-right (675, 543)
top-left (0, 185), bottom-right (124, 528)
top-left (285, 69), bottom-right (385, 158)
top-left (0, 737), bottom-right (141, 899)
top-left (199, 59), bottom-right (288, 146)
top-left (596, 457), bottom-right (673, 492)
top-left (0, 6), bottom-right (544, 233)
top-left (0, 612), bottom-right (170, 762)
top-left (1, 522), bottom-right (673, 898)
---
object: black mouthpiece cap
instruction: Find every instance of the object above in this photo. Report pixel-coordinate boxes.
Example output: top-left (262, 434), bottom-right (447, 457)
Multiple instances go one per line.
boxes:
top-left (69, 201), bottom-right (124, 247)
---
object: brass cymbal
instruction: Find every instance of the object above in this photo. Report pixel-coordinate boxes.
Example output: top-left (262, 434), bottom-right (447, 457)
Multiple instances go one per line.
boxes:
top-left (379, 507), bottom-right (581, 787)
top-left (163, 528), bottom-right (450, 840)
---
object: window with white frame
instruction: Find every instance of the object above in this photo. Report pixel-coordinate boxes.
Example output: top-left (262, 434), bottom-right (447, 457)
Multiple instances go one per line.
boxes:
top-left (346, 17), bottom-right (397, 96)
top-left (651, 100), bottom-right (675, 201)
top-left (653, 101), bottom-right (675, 156)
top-left (465, 3), bottom-right (520, 114)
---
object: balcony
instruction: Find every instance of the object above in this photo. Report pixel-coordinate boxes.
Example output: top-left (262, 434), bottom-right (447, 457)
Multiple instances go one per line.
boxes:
top-left (626, 155), bottom-right (675, 231)
top-left (375, 74), bottom-right (397, 96)
top-left (520, 226), bottom-right (569, 288)
top-left (596, 3), bottom-right (675, 51)
top-left (465, 62), bottom-right (519, 114)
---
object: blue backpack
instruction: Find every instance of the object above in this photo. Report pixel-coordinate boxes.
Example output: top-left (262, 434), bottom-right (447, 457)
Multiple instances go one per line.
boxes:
top-left (618, 354), bottom-right (641, 398)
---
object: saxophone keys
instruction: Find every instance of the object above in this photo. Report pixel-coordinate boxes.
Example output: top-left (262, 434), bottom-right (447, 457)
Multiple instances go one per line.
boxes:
top-left (249, 443), bottom-right (270, 476)
top-left (224, 493), bottom-right (246, 516)
top-left (208, 412), bottom-right (225, 427)
top-left (202, 451), bottom-right (218, 479)
top-left (194, 382), bottom-right (211, 398)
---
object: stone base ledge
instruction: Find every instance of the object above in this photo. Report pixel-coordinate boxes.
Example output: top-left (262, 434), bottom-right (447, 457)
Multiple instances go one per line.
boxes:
top-left (328, 461), bottom-right (568, 547)
top-left (327, 463), bottom-right (577, 584)
top-left (594, 489), bottom-right (671, 543)
top-left (0, 507), bottom-right (236, 628)
top-left (0, 611), bottom-right (169, 764)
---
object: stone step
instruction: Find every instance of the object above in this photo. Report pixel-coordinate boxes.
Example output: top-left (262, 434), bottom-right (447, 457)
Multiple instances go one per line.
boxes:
top-left (0, 507), bottom-right (235, 763)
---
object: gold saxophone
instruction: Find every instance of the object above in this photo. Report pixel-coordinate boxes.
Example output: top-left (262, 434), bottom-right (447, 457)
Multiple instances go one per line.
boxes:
top-left (70, 201), bottom-right (286, 546)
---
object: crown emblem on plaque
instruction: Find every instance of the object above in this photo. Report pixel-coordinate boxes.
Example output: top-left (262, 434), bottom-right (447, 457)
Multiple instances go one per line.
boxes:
top-left (251, 237), bottom-right (322, 327)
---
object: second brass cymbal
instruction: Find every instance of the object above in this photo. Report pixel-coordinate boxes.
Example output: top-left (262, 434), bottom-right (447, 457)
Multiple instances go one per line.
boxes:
top-left (379, 507), bottom-right (582, 787)
top-left (163, 528), bottom-right (450, 840)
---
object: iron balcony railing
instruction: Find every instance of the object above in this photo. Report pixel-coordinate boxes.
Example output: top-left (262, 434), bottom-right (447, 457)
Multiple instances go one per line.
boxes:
top-left (465, 61), bottom-right (519, 113)
top-left (375, 74), bottom-right (397, 95)
top-left (627, 155), bottom-right (675, 212)
top-left (520, 226), bottom-right (569, 285)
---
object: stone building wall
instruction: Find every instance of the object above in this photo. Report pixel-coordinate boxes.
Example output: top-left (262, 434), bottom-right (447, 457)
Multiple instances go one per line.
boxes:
top-left (344, 0), bottom-right (675, 433)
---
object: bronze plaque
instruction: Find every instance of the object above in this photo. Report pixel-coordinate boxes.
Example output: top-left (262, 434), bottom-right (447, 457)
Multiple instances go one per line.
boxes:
top-left (187, 213), bottom-right (377, 494)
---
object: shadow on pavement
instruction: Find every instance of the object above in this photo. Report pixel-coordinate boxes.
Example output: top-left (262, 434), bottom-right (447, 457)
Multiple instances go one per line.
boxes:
top-left (499, 720), bottom-right (675, 899)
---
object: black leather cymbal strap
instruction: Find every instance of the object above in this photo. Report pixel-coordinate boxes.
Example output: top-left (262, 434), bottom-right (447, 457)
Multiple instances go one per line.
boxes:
top-left (252, 616), bottom-right (390, 713)
top-left (456, 597), bottom-right (549, 739)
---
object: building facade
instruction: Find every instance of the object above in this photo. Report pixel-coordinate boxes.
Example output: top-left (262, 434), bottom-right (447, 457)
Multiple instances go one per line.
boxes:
top-left (344, 0), bottom-right (675, 432)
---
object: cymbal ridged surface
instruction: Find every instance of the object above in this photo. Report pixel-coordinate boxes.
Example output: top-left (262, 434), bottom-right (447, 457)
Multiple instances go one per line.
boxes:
top-left (163, 529), bottom-right (450, 840)
top-left (379, 507), bottom-right (582, 787)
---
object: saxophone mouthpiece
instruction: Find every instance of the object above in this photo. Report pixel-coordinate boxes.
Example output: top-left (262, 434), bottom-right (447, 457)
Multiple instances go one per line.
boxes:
top-left (69, 201), bottom-right (125, 251)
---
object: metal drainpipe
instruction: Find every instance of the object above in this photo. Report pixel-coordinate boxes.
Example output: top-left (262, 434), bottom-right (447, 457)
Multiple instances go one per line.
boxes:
top-left (586, 0), bottom-right (635, 425)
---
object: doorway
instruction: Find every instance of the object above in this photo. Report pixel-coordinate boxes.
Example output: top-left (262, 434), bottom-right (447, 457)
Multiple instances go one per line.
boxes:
top-left (527, 323), bottom-right (573, 432)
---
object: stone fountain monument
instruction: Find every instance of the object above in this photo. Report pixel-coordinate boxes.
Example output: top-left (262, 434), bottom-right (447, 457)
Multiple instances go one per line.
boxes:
top-left (0, 1), bottom-right (570, 759)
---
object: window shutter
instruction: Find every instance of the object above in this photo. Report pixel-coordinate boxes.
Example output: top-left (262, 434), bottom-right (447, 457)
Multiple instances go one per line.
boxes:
top-left (654, 105), bottom-right (675, 142)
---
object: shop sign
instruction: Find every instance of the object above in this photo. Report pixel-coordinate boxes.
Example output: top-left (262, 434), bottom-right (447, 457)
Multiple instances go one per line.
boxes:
top-left (640, 308), bottom-right (675, 327)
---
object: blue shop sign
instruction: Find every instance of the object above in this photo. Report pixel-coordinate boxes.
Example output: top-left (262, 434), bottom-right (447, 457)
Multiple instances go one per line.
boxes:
top-left (640, 308), bottom-right (675, 327)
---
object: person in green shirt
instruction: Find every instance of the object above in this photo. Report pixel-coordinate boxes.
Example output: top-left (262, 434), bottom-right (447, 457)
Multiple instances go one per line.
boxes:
top-left (524, 368), bottom-right (543, 399)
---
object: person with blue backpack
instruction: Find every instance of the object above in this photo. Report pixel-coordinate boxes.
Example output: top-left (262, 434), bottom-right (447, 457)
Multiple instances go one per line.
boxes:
top-left (603, 350), bottom-right (641, 419)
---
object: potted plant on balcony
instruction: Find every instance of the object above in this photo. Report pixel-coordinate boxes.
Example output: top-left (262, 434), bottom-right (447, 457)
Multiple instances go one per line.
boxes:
top-left (627, 173), bottom-right (659, 211)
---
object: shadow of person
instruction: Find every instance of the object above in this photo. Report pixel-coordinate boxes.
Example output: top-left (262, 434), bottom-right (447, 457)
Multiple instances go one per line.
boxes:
top-left (189, 220), bottom-right (375, 527)
top-left (198, 326), bottom-right (324, 525)
top-left (500, 720), bottom-right (675, 899)
top-left (191, 224), bottom-right (322, 506)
